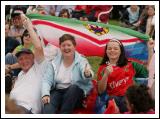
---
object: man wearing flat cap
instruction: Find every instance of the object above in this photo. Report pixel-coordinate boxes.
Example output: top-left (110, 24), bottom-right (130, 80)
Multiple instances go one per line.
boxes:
top-left (9, 14), bottom-right (48, 114)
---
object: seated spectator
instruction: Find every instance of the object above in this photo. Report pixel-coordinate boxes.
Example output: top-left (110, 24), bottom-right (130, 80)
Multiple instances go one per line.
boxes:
top-left (9, 7), bottom-right (26, 43)
top-left (9, 13), bottom-right (48, 114)
top-left (55, 5), bottom-right (75, 17)
top-left (137, 5), bottom-right (155, 38)
top-left (43, 5), bottom-right (56, 16)
top-left (97, 38), bottom-right (154, 113)
top-left (120, 5), bottom-right (142, 30)
top-left (5, 23), bottom-right (20, 55)
top-left (42, 34), bottom-right (94, 114)
top-left (145, 6), bottom-right (155, 37)
top-left (104, 84), bottom-right (155, 114)
top-left (5, 29), bottom-right (34, 76)
top-left (58, 8), bottom-right (70, 18)
top-left (124, 84), bottom-right (155, 114)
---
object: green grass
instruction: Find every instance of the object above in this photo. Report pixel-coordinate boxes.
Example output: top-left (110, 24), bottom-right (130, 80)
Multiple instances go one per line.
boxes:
top-left (108, 19), bottom-right (121, 26)
top-left (87, 56), bottom-right (102, 80)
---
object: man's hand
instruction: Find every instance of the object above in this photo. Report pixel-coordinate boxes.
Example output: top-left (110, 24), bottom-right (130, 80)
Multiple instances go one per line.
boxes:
top-left (5, 65), bottom-right (12, 75)
top-left (20, 13), bottom-right (32, 28)
top-left (42, 95), bottom-right (50, 104)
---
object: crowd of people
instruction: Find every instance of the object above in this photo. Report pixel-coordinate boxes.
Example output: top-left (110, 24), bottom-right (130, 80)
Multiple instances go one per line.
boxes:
top-left (5, 5), bottom-right (155, 114)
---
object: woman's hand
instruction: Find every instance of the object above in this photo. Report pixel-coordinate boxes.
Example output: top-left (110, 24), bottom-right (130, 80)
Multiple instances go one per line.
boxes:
top-left (84, 64), bottom-right (92, 78)
top-left (147, 38), bottom-right (155, 50)
top-left (42, 95), bottom-right (50, 104)
top-left (104, 63), bottom-right (113, 76)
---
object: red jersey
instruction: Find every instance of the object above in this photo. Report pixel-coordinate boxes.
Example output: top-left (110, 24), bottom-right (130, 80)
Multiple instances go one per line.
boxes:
top-left (97, 62), bottom-right (135, 96)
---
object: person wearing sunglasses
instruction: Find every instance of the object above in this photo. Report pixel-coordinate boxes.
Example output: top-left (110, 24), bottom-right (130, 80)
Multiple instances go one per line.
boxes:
top-left (5, 29), bottom-right (34, 77)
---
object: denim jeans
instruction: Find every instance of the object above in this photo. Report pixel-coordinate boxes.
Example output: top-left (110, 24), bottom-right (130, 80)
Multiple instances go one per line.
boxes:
top-left (106, 95), bottom-right (128, 113)
top-left (5, 53), bottom-right (21, 76)
top-left (95, 92), bottom-right (109, 114)
top-left (42, 84), bottom-right (84, 114)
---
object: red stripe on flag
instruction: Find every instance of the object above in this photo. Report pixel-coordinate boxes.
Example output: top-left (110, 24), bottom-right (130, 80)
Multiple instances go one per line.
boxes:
top-left (32, 20), bottom-right (144, 45)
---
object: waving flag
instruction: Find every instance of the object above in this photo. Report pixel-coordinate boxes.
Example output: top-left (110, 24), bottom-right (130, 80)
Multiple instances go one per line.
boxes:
top-left (27, 14), bottom-right (150, 63)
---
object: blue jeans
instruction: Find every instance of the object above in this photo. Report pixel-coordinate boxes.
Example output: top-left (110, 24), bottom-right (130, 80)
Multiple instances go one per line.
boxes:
top-left (42, 85), bottom-right (84, 114)
top-left (5, 53), bottom-right (21, 76)
top-left (95, 92), bottom-right (109, 114)
top-left (106, 95), bottom-right (128, 113)
top-left (95, 92), bottom-right (128, 113)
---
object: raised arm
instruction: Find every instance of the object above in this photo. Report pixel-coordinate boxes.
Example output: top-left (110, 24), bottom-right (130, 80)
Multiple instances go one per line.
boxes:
top-left (20, 14), bottom-right (44, 63)
top-left (147, 38), bottom-right (154, 69)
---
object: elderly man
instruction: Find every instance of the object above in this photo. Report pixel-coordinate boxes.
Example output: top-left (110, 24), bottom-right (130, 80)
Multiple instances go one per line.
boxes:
top-left (9, 14), bottom-right (48, 114)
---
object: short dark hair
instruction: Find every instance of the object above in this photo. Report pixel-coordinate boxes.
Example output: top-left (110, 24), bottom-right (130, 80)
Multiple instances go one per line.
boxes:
top-left (126, 84), bottom-right (155, 113)
top-left (11, 6), bottom-right (26, 18)
top-left (58, 8), bottom-right (70, 18)
top-left (100, 39), bottom-right (128, 67)
top-left (21, 29), bottom-right (29, 45)
top-left (59, 34), bottom-right (76, 46)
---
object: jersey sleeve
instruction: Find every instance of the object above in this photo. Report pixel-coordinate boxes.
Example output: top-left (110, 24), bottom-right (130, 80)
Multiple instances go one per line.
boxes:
top-left (131, 62), bottom-right (148, 78)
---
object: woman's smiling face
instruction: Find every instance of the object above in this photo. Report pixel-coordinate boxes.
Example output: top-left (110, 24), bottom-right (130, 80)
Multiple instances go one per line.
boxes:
top-left (106, 41), bottom-right (121, 61)
top-left (60, 40), bottom-right (75, 58)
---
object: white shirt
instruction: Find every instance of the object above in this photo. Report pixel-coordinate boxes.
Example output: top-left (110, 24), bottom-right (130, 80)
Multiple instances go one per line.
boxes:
top-left (56, 62), bottom-right (73, 89)
top-left (151, 15), bottom-right (155, 26)
top-left (43, 43), bottom-right (58, 62)
top-left (127, 7), bottom-right (140, 24)
top-left (10, 60), bottom-right (47, 113)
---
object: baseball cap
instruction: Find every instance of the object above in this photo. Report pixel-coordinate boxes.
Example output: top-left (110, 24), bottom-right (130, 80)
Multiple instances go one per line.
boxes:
top-left (15, 48), bottom-right (33, 58)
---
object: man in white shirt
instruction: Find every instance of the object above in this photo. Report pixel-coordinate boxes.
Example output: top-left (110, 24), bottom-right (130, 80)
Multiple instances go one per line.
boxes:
top-left (9, 14), bottom-right (47, 114)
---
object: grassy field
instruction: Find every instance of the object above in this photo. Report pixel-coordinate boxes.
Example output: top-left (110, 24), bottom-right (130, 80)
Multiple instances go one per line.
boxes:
top-left (87, 56), bottom-right (102, 80)
top-left (108, 19), bottom-right (121, 26)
